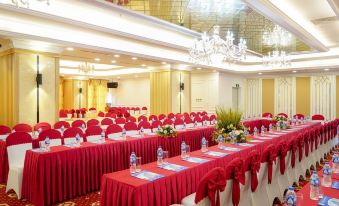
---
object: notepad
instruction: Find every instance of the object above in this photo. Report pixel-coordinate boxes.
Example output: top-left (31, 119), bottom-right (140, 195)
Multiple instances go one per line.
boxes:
top-left (129, 134), bottom-right (142, 138)
top-left (331, 181), bottom-right (339, 190)
top-left (131, 170), bottom-right (164, 181)
top-left (220, 146), bottom-right (241, 152)
top-left (183, 157), bottom-right (209, 164)
top-left (0, 134), bottom-right (8, 140)
top-left (249, 140), bottom-right (264, 143)
top-left (318, 196), bottom-right (339, 206)
top-left (31, 148), bottom-right (48, 153)
top-left (158, 163), bottom-right (187, 172)
top-left (206, 151), bottom-right (228, 157)
top-left (237, 143), bottom-right (254, 147)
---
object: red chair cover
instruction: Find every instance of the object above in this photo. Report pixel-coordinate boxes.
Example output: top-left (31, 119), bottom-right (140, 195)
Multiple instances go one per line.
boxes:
top-left (293, 114), bottom-right (304, 119)
top-left (87, 119), bottom-right (100, 128)
top-left (210, 114), bottom-right (216, 121)
top-left (262, 112), bottom-right (273, 118)
top-left (138, 116), bottom-right (147, 123)
top-left (141, 106), bottom-right (147, 111)
top-left (6, 132), bottom-right (32, 147)
top-left (244, 150), bottom-right (260, 192)
top-left (194, 116), bottom-right (203, 123)
top-left (98, 111), bottom-right (105, 117)
top-left (194, 167), bottom-right (226, 206)
top-left (260, 144), bottom-right (276, 184)
top-left (106, 124), bottom-right (123, 135)
top-left (303, 131), bottom-right (310, 157)
top-left (34, 122), bottom-right (51, 132)
top-left (89, 107), bottom-right (96, 111)
top-left (201, 115), bottom-right (209, 122)
top-left (151, 121), bottom-right (162, 129)
top-left (53, 121), bottom-right (70, 129)
top-left (126, 116), bottom-right (136, 123)
top-left (167, 113), bottom-right (175, 119)
top-left (190, 112), bottom-right (197, 117)
top-left (288, 138), bottom-right (298, 168)
top-left (38, 129), bottom-right (62, 142)
top-left (63, 127), bottom-right (84, 139)
top-left (101, 118), bottom-right (113, 126)
top-left (174, 118), bottom-right (184, 126)
top-left (0, 125), bottom-right (11, 135)
top-left (225, 158), bottom-right (245, 206)
top-left (85, 126), bottom-right (102, 136)
top-left (124, 122), bottom-right (138, 131)
top-left (163, 119), bottom-right (173, 125)
top-left (309, 128), bottom-right (315, 152)
top-left (138, 121), bottom-right (151, 130)
top-left (183, 112), bottom-right (190, 119)
top-left (202, 111), bottom-right (207, 116)
top-left (71, 120), bottom-right (86, 128)
top-left (312, 114), bottom-right (325, 120)
top-left (276, 141), bottom-right (288, 175)
top-left (59, 111), bottom-right (67, 118)
top-left (297, 133), bottom-right (304, 162)
top-left (13, 123), bottom-right (32, 133)
top-left (115, 117), bottom-right (126, 125)
top-left (158, 114), bottom-right (166, 121)
top-left (184, 117), bottom-right (194, 124)
top-left (277, 113), bottom-right (288, 118)
top-left (149, 115), bottom-right (158, 121)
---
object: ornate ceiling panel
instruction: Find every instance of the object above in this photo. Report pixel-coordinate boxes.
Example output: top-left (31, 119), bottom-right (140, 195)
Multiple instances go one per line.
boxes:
top-left (112, 0), bottom-right (312, 54)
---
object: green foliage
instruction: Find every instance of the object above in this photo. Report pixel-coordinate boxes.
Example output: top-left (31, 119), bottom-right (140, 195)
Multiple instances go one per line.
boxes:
top-left (215, 107), bottom-right (243, 133)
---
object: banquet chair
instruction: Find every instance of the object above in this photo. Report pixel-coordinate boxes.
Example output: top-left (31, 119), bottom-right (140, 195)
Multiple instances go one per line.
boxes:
top-left (168, 113), bottom-right (175, 120)
top-left (201, 111), bottom-right (208, 116)
top-left (63, 127), bottom-right (84, 144)
top-left (181, 167), bottom-right (226, 206)
top-left (277, 113), bottom-right (288, 118)
top-left (141, 106), bottom-right (147, 115)
top-left (87, 119), bottom-right (100, 128)
top-left (194, 116), bottom-right (203, 125)
top-left (101, 118), bottom-right (113, 126)
top-left (0, 125), bottom-right (11, 140)
top-left (175, 113), bottom-right (183, 120)
top-left (209, 115), bottom-right (216, 122)
top-left (34, 122), bottom-right (51, 132)
top-left (5, 132), bottom-right (32, 199)
top-left (190, 112), bottom-right (197, 118)
top-left (262, 112), bottom-right (273, 118)
top-left (312, 114), bottom-right (325, 121)
top-left (137, 121), bottom-right (152, 133)
top-left (13, 123), bottom-right (32, 133)
top-left (106, 124), bottom-right (123, 139)
top-left (293, 114), bottom-right (304, 119)
top-left (163, 118), bottom-right (174, 126)
top-left (124, 122), bottom-right (138, 136)
top-left (151, 120), bottom-right (162, 132)
top-left (184, 117), bottom-right (194, 128)
top-left (71, 120), bottom-right (86, 129)
top-left (149, 114), bottom-right (158, 122)
top-left (174, 118), bottom-right (185, 130)
top-left (138, 115), bottom-right (148, 123)
top-left (89, 107), bottom-right (96, 112)
top-left (275, 141), bottom-right (290, 196)
top-left (115, 117), bottom-right (126, 127)
top-left (85, 126), bottom-right (103, 142)
top-left (285, 138), bottom-right (299, 186)
top-left (59, 111), bottom-right (68, 120)
top-left (38, 129), bottom-right (63, 147)
top-left (183, 112), bottom-right (190, 119)
top-left (197, 112), bottom-right (202, 117)
top-left (98, 111), bottom-right (105, 117)
top-left (126, 116), bottom-right (137, 123)
top-left (54, 121), bottom-right (70, 130)
top-left (201, 115), bottom-right (210, 125)
top-left (158, 114), bottom-right (166, 122)
top-left (135, 107), bottom-right (141, 114)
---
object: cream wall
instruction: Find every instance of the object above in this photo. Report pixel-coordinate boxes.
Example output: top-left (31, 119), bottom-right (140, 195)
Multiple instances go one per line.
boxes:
top-left (110, 76), bottom-right (150, 109)
top-left (171, 70), bottom-right (190, 114)
top-left (218, 73), bottom-right (245, 111)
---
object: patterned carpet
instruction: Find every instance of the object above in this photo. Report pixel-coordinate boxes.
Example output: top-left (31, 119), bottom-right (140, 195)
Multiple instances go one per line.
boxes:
top-left (0, 184), bottom-right (100, 206)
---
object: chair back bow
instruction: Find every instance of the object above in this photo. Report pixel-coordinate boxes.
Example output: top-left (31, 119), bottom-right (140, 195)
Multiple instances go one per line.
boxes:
top-left (297, 134), bottom-right (304, 162)
top-left (195, 167), bottom-right (226, 206)
top-left (288, 138), bottom-right (298, 168)
top-left (244, 150), bottom-right (260, 192)
top-left (226, 158), bottom-right (245, 206)
top-left (261, 144), bottom-right (276, 184)
top-left (276, 141), bottom-right (288, 175)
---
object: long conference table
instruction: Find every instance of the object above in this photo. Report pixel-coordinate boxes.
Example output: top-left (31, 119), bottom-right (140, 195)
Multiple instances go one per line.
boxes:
top-left (99, 122), bottom-right (327, 206)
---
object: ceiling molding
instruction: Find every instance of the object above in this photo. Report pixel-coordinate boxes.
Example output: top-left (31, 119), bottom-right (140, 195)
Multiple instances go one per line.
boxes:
top-left (244, 0), bottom-right (329, 52)
top-left (327, 0), bottom-right (339, 18)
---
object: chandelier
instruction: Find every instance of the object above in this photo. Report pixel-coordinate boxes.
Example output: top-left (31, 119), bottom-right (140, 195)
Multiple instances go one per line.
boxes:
top-left (189, 25), bottom-right (247, 65)
top-left (187, 0), bottom-right (246, 17)
top-left (11, 0), bottom-right (50, 8)
top-left (78, 62), bottom-right (95, 75)
top-left (262, 25), bottom-right (292, 67)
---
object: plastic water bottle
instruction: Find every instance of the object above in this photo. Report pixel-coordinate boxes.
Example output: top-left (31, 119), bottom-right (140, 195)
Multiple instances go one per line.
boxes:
top-left (217, 135), bottom-right (224, 148)
top-left (60, 125), bottom-right (65, 134)
top-left (286, 187), bottom-right (296, 206)
top-left (44, 136), bottom-right (50, 150)
top-left (244, 128), bottom-right (249, 136)
top-left (75, 133), bottom-right (81, 146)
top-left (310, 171), bottom-right (320, 200)
top-left (322, 162), bottom-right (332, 187)
top-left (201, 137), bottom-right (208, 152)
top-left (101, 131), bottom-right (105, 143)
top-left (253, 127), bottom-right (258, 137)
top-left (194, 121), bottom-right (198, 128)
top-left (183, 122), bottom-right (187, 129)
top-left (261, 125), bottom-right (265, 135)
top-left (157, 125), bottom-right (161, 131)
top-left (130, 152), bottom-right (137, 173)
top-left (140, 127), bottom-right (144, 137)
top-left (157, 146), bottom-right (163, 165)
top-left (122, 129), bottom-right (127, 140)
top-left (269, 124), bottom-right (273, 132)
top-left (282, 122), bottom-right (287, 129)
top-left (333, 153), bottom-right (339, 174)
top-left (181, 141), bottom-right (187, 159)
top-left (81, 123), bottom-right (85, 130)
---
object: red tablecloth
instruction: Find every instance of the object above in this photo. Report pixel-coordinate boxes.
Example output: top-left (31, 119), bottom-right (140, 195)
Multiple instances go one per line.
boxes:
top-left (100, 123), bottom-right (321, 206)
top-left (242, 118), bottom-right (273, 133)
top-left (0, 140), bottom-right (8, 183)
top-left (21, 127), bottom-right (215, 206)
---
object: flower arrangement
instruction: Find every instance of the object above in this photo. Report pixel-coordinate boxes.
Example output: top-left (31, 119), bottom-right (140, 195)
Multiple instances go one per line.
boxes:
top-left (213, 107), bottom-right (248, 143)
top-left (273, 115), bottom-right (288, 122)
top-left (273, 115), bottom-right (291, 129)
top-left (157, 125), bottom-right (177, 138)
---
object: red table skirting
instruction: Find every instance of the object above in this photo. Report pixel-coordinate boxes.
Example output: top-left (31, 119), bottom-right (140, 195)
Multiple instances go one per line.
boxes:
top-left (21, 127), bottom-right (215, 206)
top-left (100, 123), bottom-right (324, 206)
top-left (0, 141), bottom-right (8, 183)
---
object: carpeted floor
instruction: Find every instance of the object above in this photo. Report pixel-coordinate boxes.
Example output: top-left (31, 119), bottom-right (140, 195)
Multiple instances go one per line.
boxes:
top-left (0, 184), bottom-right (100, 206)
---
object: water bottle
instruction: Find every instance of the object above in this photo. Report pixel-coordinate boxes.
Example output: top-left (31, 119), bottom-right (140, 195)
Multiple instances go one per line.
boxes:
top-left (122, 129), bottom-right (127, 140)
top-left (181, 141), bottom-right (187, 159)
top-left (75, 133), bottom-right (81, 146)
top-left (244, 128), bottom-right (249, 136)
top-left (157, 146), bottom-right (163, 165)
top-left (301, 117), bottom-right (304, 124)
top-left (286, 187), bottom-right (296, 206)
top-left (140, 127), bottom-right (144, 137)
top-left (60, 125), bottom-right (65, 134)
top-left (333, 153), bottom-right (339, 174)
top-left (158, 125), bottom-right (161, 131)
top-left (201, 137), bottom-right (208, 152)
top-left (81, 123), bottom-right (85, 130)
top-left (130, 152), bottom-right (137, 173)
top-left (44, 136), bottom-right (50, 150)
top-left (101, 131), bottom-right (105, 143)
top-left (277, 122), bottom-right (281, 131)
top-left (261, 125), bottom-right (265, 135)
top-left (183, 122), bottom-right (187, 129)
top-left (322, 162), bottom-right (332, 187)
top-left (310, 171), bottom-right (320, 200)
top-left (253, 127), bottom-right (258, 137)
top-left (282, 122), bottom-right (287, 129)
top-left (269, 124), bottom-right (273, 132)
top-left (217, 135), bottom-right (224, 148)
top-left (194, 121), bottom-right (198, 128)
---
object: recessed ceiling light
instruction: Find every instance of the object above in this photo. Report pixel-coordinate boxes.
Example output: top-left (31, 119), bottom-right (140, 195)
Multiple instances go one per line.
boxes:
top-left (324, 68), bottom-right (329, 71)
top-left (197, 67), bottom-right (202, 70)
top-left (114, 54), bottom-right (120, 58)
top-left (94, 58), bottom-right (100, 62)
top-left (141, 64), bottom-right (146, 67)
top-left (66, 47), bottom-right (74, 51)
top-left (111, 60), bottom-right (116, 64)
top-left (135, 75), bottom-right (139, 78)
top-left (292, 70), bottom-right (297, 73)
top-left (132, 57), bottom-right (138, 60)
top-left (117, 76), bottom-right (121, 79)
top-left (258, 72), bottom-right (262, 75)
top-left (161, 62), bottom-right (167, 64)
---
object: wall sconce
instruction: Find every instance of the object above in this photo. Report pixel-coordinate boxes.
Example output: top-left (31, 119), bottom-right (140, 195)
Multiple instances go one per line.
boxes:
top-left (79, 88), bottom-right (83, 93)
top-left (180, 82), bottom-right (184, 91)
top-left (36, 73), bottom-right (42, 85)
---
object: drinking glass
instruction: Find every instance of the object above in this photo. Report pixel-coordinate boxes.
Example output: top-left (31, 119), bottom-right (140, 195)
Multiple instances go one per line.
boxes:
top-left (186, 145), bottom-right (190, 158)
top-left (163, 151), bottom-right (169, 164)
top-left (136, 157), bottom-right (142, 172)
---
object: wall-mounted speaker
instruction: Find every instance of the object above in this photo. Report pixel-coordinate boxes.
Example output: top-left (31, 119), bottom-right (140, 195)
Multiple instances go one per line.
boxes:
top-left (107, 82), bottom-right (118, 88)
top-left (36, 73), bottom-right (42, 85)
top-left (79, 88), bottom-right (83, 93)
top-left (180, 82), bottom-right (184, 91)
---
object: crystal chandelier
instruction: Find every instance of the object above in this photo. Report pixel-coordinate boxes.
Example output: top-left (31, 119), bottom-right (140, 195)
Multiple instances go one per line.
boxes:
top-left (187, 0), bottom-right (245, 17)
top-left (78, 62), bottom-right (95, 75)
top-left (189, 25), bottom-right (247, 65)
top-left (11, 0), bottom-right (50, 8)
top-left (262, 25), bottom-right (292, 67)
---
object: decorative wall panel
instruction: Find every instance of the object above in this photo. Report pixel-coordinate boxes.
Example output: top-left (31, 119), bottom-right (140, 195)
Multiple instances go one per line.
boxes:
top-left (274, 77), bottom-right (296, 117)
top-left (244, 79), bottom-right (262, 117)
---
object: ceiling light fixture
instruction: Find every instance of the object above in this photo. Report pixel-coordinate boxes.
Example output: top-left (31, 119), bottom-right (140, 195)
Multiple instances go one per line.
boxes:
top-left (78, 62), bottom-right (95, 75)
top-left (292, 70), bottom-right (297, 73)
top-left (111, 60), bottom-right (116, 64)
top-left (189, 25), bottom-right (247, 65)
top-left (197, 67), bottom-right (202, 70)
top-left (161, 62), bottom-right (167, 64)
top-left (141, 64), bottom-right (146, 67)
top-left (324, 68), bottom-right (330, 71)
top-left (132, 57), bottom-right (138, 60)
top-left (94, 58), bottom-right (101, 62)
top-left (114, 54), bottom-right (120, 58)
top-left (66, 47), bottom-right (74, 51)
top-left (11, 0), bottom-right (50, 8)
top-left (258, 72), bottom-right (262, 75)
